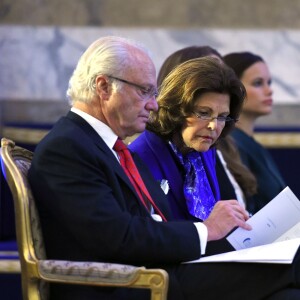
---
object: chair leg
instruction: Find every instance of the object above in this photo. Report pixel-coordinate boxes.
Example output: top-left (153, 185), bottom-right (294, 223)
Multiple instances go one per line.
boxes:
top-left (22, 278), bottom-right (42, 300)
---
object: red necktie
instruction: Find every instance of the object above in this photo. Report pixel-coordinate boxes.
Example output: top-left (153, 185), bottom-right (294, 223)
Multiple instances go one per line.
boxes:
top-left (113, 139), bottom-right (167, 221)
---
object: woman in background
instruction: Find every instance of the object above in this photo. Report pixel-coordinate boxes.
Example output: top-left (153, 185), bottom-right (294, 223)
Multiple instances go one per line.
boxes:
top-left (223, 52), bottom-right (286, 213)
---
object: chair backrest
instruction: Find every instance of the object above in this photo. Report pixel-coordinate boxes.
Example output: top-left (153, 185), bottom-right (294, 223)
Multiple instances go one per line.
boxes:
top-left (0, 138), bottom-right (47, 299)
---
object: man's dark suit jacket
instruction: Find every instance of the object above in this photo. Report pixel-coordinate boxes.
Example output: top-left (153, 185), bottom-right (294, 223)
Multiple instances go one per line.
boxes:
top-left (28, 111), bottom-right (200, 299)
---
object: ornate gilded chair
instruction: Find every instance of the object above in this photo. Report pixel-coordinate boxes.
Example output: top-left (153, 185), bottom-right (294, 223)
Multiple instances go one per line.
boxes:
top-left (0, 137), bottom-right (169, 300)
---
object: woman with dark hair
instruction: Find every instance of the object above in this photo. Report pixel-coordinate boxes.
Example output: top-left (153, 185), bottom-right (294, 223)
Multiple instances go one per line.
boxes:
top-left (129, 56), bottom-right (246, 240)
top-left (156, 46), bottom-right (257, 212)
top-left (224, 52), bottom-right (286, 213)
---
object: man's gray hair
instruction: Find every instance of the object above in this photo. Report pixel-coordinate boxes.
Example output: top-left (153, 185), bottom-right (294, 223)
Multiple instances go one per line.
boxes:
top-left (66, 36), bottom-right (150, 105)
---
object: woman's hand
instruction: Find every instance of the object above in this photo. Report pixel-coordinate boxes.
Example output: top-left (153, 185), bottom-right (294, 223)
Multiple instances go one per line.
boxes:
top-left (203, 200), bottom-right (252, 241)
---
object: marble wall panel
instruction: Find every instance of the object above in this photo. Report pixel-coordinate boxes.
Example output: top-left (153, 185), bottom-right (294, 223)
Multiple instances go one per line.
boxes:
top-left (2, 26), bottom-right (300, 103)
top-left (1, 26), bottom-right (300, 126)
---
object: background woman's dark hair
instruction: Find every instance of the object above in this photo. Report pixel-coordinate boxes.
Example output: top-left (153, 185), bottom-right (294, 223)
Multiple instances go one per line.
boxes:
top-left (217, 135), bottom-right (257, 196)
top-left (223, 51), bottom-right (264, 79)
top-left (147, 56), bottom-right (245, 141)
top-left (220, 51), bottom-right (263, 197)
top-left (157, 46), bottom-right (222, 87)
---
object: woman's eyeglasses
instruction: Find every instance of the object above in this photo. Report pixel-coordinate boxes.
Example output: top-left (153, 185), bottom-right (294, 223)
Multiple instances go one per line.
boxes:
top-left (193, 111), bottom-right (236, 123)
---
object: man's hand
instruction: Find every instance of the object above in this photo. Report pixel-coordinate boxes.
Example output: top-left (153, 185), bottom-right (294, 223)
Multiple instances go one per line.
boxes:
top-left (203, 200), bottom-right (252, 241)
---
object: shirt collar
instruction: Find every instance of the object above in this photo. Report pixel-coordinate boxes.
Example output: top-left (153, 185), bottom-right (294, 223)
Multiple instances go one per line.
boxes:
top-left (71, 107), bottom-right (118, 150)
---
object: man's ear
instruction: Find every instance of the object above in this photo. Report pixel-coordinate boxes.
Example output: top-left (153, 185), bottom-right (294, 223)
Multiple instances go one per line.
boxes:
top-left (95, 75), bottom-right (110, 100)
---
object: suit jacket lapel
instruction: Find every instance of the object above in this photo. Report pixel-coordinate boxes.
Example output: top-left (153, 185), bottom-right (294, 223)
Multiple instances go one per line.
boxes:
top-left (66, 111), bottom-right (141, 198)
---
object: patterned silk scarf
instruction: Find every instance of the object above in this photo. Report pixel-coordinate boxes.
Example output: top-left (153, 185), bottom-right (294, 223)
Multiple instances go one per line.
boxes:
top-left (169, 142), bottom-right (216, 220)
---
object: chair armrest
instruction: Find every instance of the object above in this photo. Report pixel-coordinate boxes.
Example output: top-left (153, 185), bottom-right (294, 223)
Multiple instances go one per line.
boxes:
top-left (38, 260), bottom-right (166, 287)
